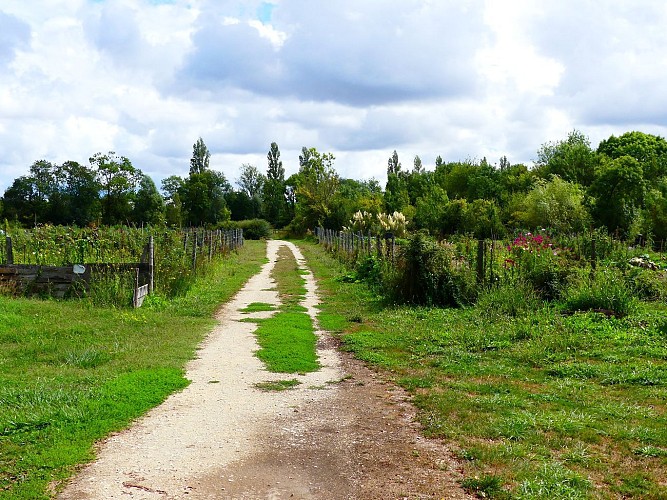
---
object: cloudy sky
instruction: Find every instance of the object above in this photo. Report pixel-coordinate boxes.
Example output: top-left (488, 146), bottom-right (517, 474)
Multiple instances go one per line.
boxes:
top-left (1, 0), bottom-right (666, 194)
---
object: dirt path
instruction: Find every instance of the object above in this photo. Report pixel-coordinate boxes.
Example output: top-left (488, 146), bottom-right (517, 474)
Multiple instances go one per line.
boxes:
top-left (59, 240), bottom-right (470, 499)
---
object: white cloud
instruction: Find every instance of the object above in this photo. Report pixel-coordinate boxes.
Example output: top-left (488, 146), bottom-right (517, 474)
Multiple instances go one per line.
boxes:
top-left (1, 0), bottom-right (667, 197)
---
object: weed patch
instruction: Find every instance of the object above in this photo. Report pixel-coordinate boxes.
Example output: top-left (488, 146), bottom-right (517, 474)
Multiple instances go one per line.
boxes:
top-left (240, 302), bottom-right (276, 313)
top-left (254, 379), bottom-right (301, 391)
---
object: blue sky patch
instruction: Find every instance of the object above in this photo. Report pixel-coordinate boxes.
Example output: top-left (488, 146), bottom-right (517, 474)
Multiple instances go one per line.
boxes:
top-left (257, 2), bottom-right (275, 23)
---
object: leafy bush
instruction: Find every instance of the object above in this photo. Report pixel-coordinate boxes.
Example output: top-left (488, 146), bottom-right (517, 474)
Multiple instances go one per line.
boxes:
top-left (561, 269), bottom-right (636, 317)
top-left (354, 255), bottom-right (384, 287)
top-left (222, 219), bottom-right (272, 239)
top-left (476, 280), bottom-right (540, 318)
top-left (388, 233), bottom-right (477, 307)
top-left (626, 268), bottom-right (667, 301)
top-left (506, 233), bottom-right (571, 300)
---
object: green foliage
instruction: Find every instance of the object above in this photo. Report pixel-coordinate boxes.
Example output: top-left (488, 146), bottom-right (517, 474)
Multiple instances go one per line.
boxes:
top-left (133, 174), bottom-right (165, 225)
top-left (222, 219), bottom-right (272, 240)
top-left (476, 280), bottom-right (540, 319)
top-left (232, 164), bottom-right (265, 220)
top-left (2, 160), bottom-right (102, 227)
top-left (441, 159), bottom-right (501, 201)
top-left (506, 233), bottom-right (572, 300)
top-left (414, 185), bottom-right (449, 235)
top-left (329, 178), bottom-right (384, 230)
top-left (354, 255), bottom-right (384, 286)
top-left (2, 226), bottom-right (242, 302)
top-left (90, 151), bottom-right (142, 225)
top-left (291, 147), bottom-right (340, 233)
top-left (384, 171), bottom-right (410, 213)
top-left (87, 266), bottom-right (136, 307)
top-left (626, 267), bottom-right (667, 301)
top-left (588, 155), bottom-right (645, 238)
top-left (561, 269), bottom-right (637, 317)
top-left (644, 185), bottom-right (667, 242)
top-left (535, 129), bottom-right (598, 186)
top-left (389, 232), bottom-right (477, 307)
top-left (462, 198), bottom-right (505, 239)
top-left (180, 170), bottom-right (231, 226)
top-left (519, 176), bottom-right (590, 233)
top-left (262, 142), bottom-right (288, 227)
top-left (598, 130), bottom-right (667, 181)
top-left (189, 137), bottom-right (210, 175)
top-left (462, 475), bottom-right (508, 499)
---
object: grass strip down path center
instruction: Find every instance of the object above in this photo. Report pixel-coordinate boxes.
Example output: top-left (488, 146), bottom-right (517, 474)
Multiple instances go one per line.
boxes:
top-left (253, 243), bottom-right (320, 374)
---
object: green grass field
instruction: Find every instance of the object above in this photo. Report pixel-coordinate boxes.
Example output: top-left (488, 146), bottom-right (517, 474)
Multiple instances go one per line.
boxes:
top-left (299, 240), bottom-right (667, 499)
top-left (0, 240), bottom-right (266, 499)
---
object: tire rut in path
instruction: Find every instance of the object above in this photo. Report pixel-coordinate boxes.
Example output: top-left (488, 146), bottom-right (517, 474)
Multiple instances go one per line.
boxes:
top-left (58, 240), bottom-right (470, 499)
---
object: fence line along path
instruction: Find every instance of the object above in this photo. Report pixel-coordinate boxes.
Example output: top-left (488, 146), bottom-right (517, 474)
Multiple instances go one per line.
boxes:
top-left (0, 228), bottom-right (243, 306)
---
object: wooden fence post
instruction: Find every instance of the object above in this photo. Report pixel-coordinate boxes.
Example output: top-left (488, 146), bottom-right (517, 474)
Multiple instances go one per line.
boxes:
top-left (192, 231), bottom-right (198, 270)
top-left (148, 235), bottom-right (154, 294)
top-left (208, 231), bottom-right (213, 261)
top-left (133, 268), bottom-right (140, 308)
top-left (476, 239), bottom-right (485, 286)
top-left (6, 236), bottom-right (13, 265)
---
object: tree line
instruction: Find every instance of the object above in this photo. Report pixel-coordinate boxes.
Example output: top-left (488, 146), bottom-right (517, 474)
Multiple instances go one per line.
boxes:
top-left (2, 130), bottom-right (667, 243)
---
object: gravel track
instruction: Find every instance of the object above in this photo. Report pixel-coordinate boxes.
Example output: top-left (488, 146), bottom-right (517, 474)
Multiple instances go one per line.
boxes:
top-left (59, 240), bottom-right (470, 500)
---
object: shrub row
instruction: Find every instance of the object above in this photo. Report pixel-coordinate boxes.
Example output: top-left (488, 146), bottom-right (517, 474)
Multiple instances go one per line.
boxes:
top-left (334, 232), bottom-right (667, 317)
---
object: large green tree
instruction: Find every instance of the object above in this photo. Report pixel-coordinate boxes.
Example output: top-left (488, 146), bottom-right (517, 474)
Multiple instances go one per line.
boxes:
top-left (161, 175), bottom-right (184, 227)
top-left (519, 176), bottom-right (590, 233)
top-left (179, 138), bottom-right (231, 226)
top-left (2, 160), bottom-right (102, 226)
top-left (597, 131), bottom-right (667, 181)
top-left (190, 137), bottom-right (211, 175)
top-left (59, 161), bottom-right (101, 226)
top-left (535, 130), bottom-right (597, 186)
top-left (414, 185), bottom-right (449, 236)
top-left (90, 151), bottom-right (141, 225)
top-left (2, 176), bottom-right (39, 226)
top-left (237, 164), bottom-right (265, 199)
top-left (181, 170), bottom-right (230, 226)
top-left (440, 159), bottom-right (501, 202)
top-left (132, 174), bottom-right (165, 226)
top-left (292, 147), bottom-right (340, 231)
top-left (329, 178), bottom-right (384, 230)
top-left (384, 150), bottom-right (410, 213)
top-left (588, 155), bottom-right (645, 237)
top-left (263, 142), bottom-right (287, 226)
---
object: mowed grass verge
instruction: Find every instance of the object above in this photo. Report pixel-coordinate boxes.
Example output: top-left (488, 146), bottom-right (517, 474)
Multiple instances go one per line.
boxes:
top-left (298, 240), bottom-right (667, 500)
top-left (0, 240), bottom-right (266, 499)
top-left (252, 244), bottom-right (319, 374)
